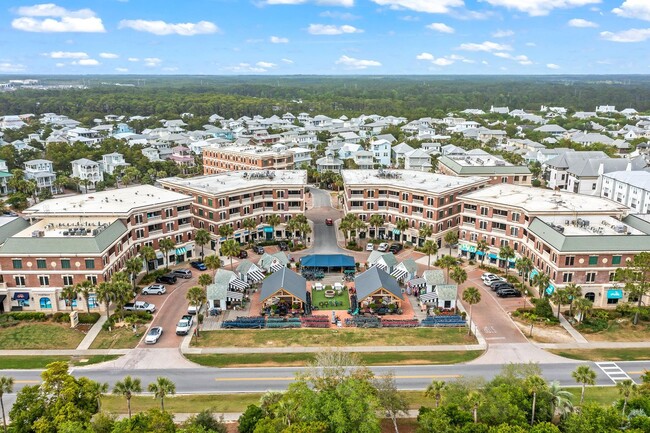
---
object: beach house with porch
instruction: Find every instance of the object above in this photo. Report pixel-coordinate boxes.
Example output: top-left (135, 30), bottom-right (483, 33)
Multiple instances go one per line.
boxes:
top-left (206, 269), bottom-right (248, 310)
top-left (236, 260), bottom-right (266, 284)
top-left (258, 252), bottom-right (290, 274)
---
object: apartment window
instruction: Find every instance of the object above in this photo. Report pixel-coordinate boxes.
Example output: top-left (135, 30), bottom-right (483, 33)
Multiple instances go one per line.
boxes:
top-left (402, 193), bottom-right (409, 200)
top-left (61, 259), bottom-right (71, 269)
top-left (512, 212), bottom-right (520, 222)
top-left (470, 233), bottom-right (478, 242)
top-left (585, 272), bottom-right (596, 283)
top-left (85, 259), bottom-right (95, 269)
top-left (562, 273), bottom-right (573, 283)
top-left (38, 275), bottom-right (49, 286)
top-left (12, 259), bottom-right (22, 269)
top-left (612, 255), bottom-right (622, 265)
top-left (37, 259), bottom-right (47, 269)
top-left (607, 297), bottom-right (619, 305)
top-left (208, 199), bottom-right (213, 207)
top-left (87, 275), bottom-right (97, 285)
top-left (63, 275), bottom-right (74, 286)
top-left (588, 256), bottom-right (598, 266)
top-left (175, 234), bottom-right (183, 244)
top-left (14, 276), bottom-right (25, 286)
top-left (565, 256), bottom-right (575, 266)
top-left (134, 214), bottom-right (143, 224)
top-left (609, 272), bottom-right (616, 282)
top-left (197, 196), bottom-right (203, 204)
top-left (480, 207), bottom-right (488, 216)
top-left (198, 209), bottom-right (204, 217)
top-left (165, 208), bottom-right (173, 218)
top-left (479, 221), bottom-right (488, 230)
top-left (136, 228), bottom-right (145, 239)
top-left (208, 212), bottom-right (214, 220)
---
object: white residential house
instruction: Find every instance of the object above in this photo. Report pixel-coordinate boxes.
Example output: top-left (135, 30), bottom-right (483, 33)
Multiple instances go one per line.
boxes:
top-left (601, 170), bottom-right (650, 213)
top-left (101, 153), bottom-right (130, 175)
top-left (0, 159), bottom-right (11, 195)
top-left (353, 150), bottom-right (374, 169)
top-left (534, 124), bottom-right (567, 137)
top-left (316, 153), bottom-right (343, 173)
top-left (596, 105), bottom-right (617, 113)
top-left (287, 147), bottom-right (313, 166)
top-left (24, 159), bottom-right (57, 193)
top-left (71, 158), bottom-right (103, 189)
top-left (370, 139), bottom-right (391, 166)
top-left (404, 149), bottom-right (432, 171)
top-left (392, 142), bottom-right (415, 164)
top-left (66, 127), bottom-right (103, 145)
top-left (0, 116), bottom-right (26, 130)
top-left (141, 147), bottom-right (161, 162)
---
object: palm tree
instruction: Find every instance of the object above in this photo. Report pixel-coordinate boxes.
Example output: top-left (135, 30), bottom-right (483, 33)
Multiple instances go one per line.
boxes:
top-left (242, 218), bottom-right (258, 243)
top-left (186, 286), bottom-right (207, 336)
top-left (60, 285), bottom-right (79, 312)
top-left (617, 379), bottom-right (638, 416)
top-left (438, 255), bottom-right (457, 284)
top-left (548, 380), bottom-right (573, 423)
top-left (550, 288), bottom-right (570, 320)
top-left (515, 256), bottom-right (534, 286)
top-left (418, 224), bottom-right (433, 244)
top-left (148, 377), bottom-right (176, 412)
top-left (158, 238), bottom-right (176, 269)
top-left (476, 239), bottom-right (489, 266)
top-left (204, 255), bottom-right (221, 278)
top-left (125, 257), bottom-right (143, 291)
top-left (564, 283), bottom-right (582, 316)
top-left (194, 228), bottom-right (211, 260)
top-left (462, 287), bottom-right (481, 336)
top-left (92, 381), bottom-right (109, 412)
top-left (395, 219), bottom-right (409, 243)
top-left (368, 214), bottom-right (385, 239)
top-left (75, 280), bottom-right (95, 313)
top-left (139, 245), bottom-right (156, 274)
top-left (424, 380), bottom-right (446, 408)
top-left (532, 272), bottom-right (551, 298)
top-left (443, 230), bottom-right (459, 256)
top-left (572, 365), bottom-right (596, 404)
top-left (0, 376), bottom-right (13, 433)
top-left (467, 390), bottom-right (482, 424)
top-left (421, 240), bottom-right (438, 270)
top-left (499, 245), bottom-right (515, 275)
top-left (113, 376), bottom-right (142, 419)
top-left (221, 239), bottom-right (240, 270)
top-left (266, 214), bottom-right (281, 240)
top-left (95, 282), bottom-right (114, 321)
top-left (450, 266), bottom-right (467, 286)
top-left (525, 375), bottom-right (548, 426)
top-left (198, 274), bottom-right (212, 288)
top-left (574, 297), bottom-right (593, 324)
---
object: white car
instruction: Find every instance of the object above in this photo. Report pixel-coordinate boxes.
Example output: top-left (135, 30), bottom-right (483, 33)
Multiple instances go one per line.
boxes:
top-left (482, 273), bottom-right (498, 280)
top-left (145, 326), bottom-right (163, 344)
top-left (483, 276), bottom-right (505, 286)
top-left (366, 243), bottom-right (375, 251)
top-left (142, 284), bottom-right (166, 295)
top-left (378, 242), bottom-right (389, 252)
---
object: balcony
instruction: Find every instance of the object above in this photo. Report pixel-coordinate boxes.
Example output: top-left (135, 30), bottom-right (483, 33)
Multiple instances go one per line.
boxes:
top-left (179, 223), bottom-right (192, 230)
top-left (147, 215), bottom-right (161, 221)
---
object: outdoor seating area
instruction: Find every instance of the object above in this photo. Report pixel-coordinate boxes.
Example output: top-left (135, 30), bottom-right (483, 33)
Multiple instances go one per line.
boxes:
top-left (421, 315), bottom-right (467, 327)
top-left (221, 316), bottom-right (265, 329)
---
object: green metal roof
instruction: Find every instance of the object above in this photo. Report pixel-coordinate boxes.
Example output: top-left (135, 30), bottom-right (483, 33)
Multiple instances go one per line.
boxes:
top-left (528, 218), bottom-right (650, 253)
top-left (0, 217), bottom-right (31, 243)
top-left (0, 171), bottom-right (13, 178)
top-left (0, 220), bottom-right (127, 255)
top-left (439, 156), bottom-right (531, 176)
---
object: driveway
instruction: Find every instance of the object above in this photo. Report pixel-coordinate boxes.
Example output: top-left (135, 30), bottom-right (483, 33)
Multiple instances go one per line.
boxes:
top-left (305, 188), bottom-right (345, 254)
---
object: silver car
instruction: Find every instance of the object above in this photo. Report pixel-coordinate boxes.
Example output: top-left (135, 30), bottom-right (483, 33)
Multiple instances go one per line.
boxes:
top-left (145, 326), bottom-right (163, 344)
top-left (142, 284), bottom-right (166, 295)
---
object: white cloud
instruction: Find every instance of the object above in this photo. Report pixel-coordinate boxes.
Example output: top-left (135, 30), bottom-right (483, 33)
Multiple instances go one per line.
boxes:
top-left (458, 41), bottom-right (511, 52)
top-left (416, 52), bottom-right (434, 60)
top-left (270, 36), bottom-right (289, 43)
top-left (256, 61), bottom-right (277, 68)
top-left (493, 52), bottom-right (532, 65)
top-left (11, 3), bottom-right (105, 33)
top-left (225, 63), bottom-right (268, 73)
top-left (0, 62), bottom-right (26, 72)
top-left (118, 19), bottom-right (219, 36)
top-left (600, 28), bottom-right (650, 42)
top-left (281, 58), bottom-right (294, 64)
top-left (127, 57), bottom-right (139, 62)
top-left (55, 62), bottom-right (65, 67)
top-left (307, 24), bottom-right (362, 35)
top-left (45, 51), bottom-right (88, 59)
top-left (320, 11), bottom-right (359, 19)
top-left (568, 18), bottom-right (598, 27)
top-left (99, 52), bottom-right (119, 59)
top-left (73, 58), bottom-right (100, 66)
top-left (525, 42), bottom-right (537, 46)
top-left (492, 29), bottom-right (514, 37)
top-left (481, 0), bottom-right (601, 16)
top-left (335, 55), bottom-right (381, 69)
top-left (115, 67), bottom-right (129, 72)
top-left (613, 0), bottom-right (650, 21)
top-left (264, 0), bottom-right (354, 5)
top-left (144, 57), bottom-right (162, 67)
top-left (547, 63), bottom-right (560, 69)
top-left (370, 0), bottom-right (463, 13)
top-left (426, 23), bottom-right (454, 33)
top-left (416, 52), bottom-right (462, 66)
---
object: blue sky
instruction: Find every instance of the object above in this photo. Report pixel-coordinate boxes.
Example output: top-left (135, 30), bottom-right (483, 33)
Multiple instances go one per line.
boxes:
top-left (1, 0), bottom-right (650, 75)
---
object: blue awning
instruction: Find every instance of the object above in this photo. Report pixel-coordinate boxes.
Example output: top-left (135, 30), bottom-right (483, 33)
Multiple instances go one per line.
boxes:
top-left (300, 254), bottom-right (355, 268)
top-left (12, 292), bottom-right (29, 300)
top-left (393, 229), bottom-right (401, 235)
top-left (488, 253), bottom-right (498, 259)
top-left (264, 227), bottom-right (274, 233)
top-left (545, 284), bottom-right (555, 296)
top-left (476, 251), bottom-right (485, 256)
top-left (175, 247), bottom-right (187, 256)
top-left (607, 289), bottom-right (623, 299)
top-left (234, 233), bottom-right (241, 237)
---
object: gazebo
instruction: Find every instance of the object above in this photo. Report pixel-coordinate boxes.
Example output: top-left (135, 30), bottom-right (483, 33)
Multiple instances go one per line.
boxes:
top-left (260, 268), bottom-right (307, 314)
top-left (354, 266), bottom-right (403, 309)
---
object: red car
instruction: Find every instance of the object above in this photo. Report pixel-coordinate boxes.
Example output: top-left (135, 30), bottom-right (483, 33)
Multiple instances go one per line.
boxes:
top-left (325, 218), bottom-right (333, 226)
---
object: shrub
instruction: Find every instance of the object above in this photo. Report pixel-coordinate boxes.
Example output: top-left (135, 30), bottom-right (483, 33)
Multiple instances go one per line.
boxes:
top-left (479, 264), bottom-right (503, 275)
top-left (78, 312), bottom-right (101, 324)
top-left (0, 316), bottom-right (18, 328)
top-left (8, 312), bottom-right (47, 321)
top-left (468, 259), bottom-right (476, 265)
top-left (532, 298), bottom-right (554, 320)
top-left (52, 312), bottom-right (70, 323)
top-left (139, 269), bottom-right (167, 285)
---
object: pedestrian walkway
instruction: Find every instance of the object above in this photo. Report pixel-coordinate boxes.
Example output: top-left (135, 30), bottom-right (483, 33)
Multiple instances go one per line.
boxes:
top-left (558, 314), bottom-right (589, 343)
top-left (75, 314), bottom-right (108, 350)
top-left (183, 343), bottom-right (486, 355)
top-left (596, 362), bottom-right (634, 383)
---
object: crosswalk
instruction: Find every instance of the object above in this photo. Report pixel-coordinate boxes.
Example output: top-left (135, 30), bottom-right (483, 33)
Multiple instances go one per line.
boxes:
top-left (596, 362), bottom-right (635, 383)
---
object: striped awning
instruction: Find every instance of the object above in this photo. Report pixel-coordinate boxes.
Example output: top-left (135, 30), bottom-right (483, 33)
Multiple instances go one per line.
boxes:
top-left (375, 263), bottom-right (388, 272)
top-left (175, 247), bottom-right (187, 256)
top-left (391, 268), bottom-right (408, 281)
top-left (226, 290), bottom-right (244, 301)
top-left (229, 279), bottom-right (248, 290)
top-left (248, 270), bottom-right (265, 282)
top-left (408, 277), bottom-right (427, 288)
top-left (419, 292), bottom-right (438, 303)
top-left (270, 262), bottom-right (285, 273)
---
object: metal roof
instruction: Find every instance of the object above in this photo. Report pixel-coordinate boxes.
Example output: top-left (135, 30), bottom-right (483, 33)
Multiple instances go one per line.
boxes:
top-left (354, 266), bottom-right (402, 301)
top-left (260, 268), bottom-right (307, 303)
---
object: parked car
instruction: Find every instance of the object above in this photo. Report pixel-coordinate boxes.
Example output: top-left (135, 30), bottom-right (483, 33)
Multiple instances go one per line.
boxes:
top-left (187, 303), bottom-right (202, 315)
top-left (123, 301), bottom-right (156, 313)
top-left (141, 284), bottom-right (166, 295)
top-left (172, 269), bottom-right (192, 279)
top-left (156, 274), bottom-right (177, 285)
top-left (190, 261), bottom-right (207, 271)
top-left (145, 326), bottom-right (163, 344)
top-left (491, 282), bottom-right (514, 291)
top-left (176, 315), bottom-right (194, 335)
top-left (377, 242), bottom-right (389, 252)
top-left (278, 241), bottom-right (288, 251)
top-left (366, 243), bottom-right (375, 251)
top-left (388, 243), bottom-right (403, 253)
top-left (253, 245), bottom-right (265, 254)
top-left (238, 250), bottom-right (248, 259)
top-left (497, 288), bottom-right (522, 298)
top-left (484, 276), bottom-right (506, 286)
top-left (325, 218), bottom-right (333, 226)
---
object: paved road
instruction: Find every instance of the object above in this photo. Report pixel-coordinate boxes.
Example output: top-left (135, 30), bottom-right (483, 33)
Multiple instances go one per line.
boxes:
top-left (305, 188), bottom-right (345, 254)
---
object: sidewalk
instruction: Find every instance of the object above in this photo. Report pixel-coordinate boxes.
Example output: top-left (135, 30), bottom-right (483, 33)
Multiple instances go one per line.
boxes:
top-left (76, 314), bottom-right (108, 350)
top-left (0, 349), bottom-right (129, 356)
top-left (183, 343), bottom-right (486, 355)
top-left (558, 314), bottom-right (589, 344)
top-left (536, 341), bottom-right (650, 349)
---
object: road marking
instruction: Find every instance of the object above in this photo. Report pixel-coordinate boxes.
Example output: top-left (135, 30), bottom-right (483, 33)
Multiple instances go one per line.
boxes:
top-left (596, 362), bottom-right (635, 383)
top-left (215, 374), bottom-right (462, 382)
top-left (485, 337), bottom-right (506, 340)
top-left (483, 326), bottom-right (497, 334)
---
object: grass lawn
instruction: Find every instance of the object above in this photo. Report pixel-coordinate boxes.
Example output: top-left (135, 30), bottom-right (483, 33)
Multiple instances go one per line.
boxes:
top-left (89, 325), bottom-right (146, 349)
top-left (310, 288), bottom-right (350, 310)
top-left (0, 355), bottom-right (121, 369)
top-left (0, 323), bottom-right (85, 350)
top-left (565, 386), bottom-right (620, 406)
top-left (549, 348), bottom-right (650, 362)
top-left (192, 327), bottom-right (475, 348)
top-left (186, 350), bottom-right (483, 368)
top-left (577, 321), bottom-right (650, 342)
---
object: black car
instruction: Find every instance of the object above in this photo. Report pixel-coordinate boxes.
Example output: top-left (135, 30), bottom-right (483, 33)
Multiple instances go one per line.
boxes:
top-left (490, 280), bottom-right (513, 289)
top-left (156, 274), bottom-right (177, 284)
top-left (253, 245), bottom-right (265, 254)
top-left (491, 282), bottom-right (514, 291)
top-left (238, 250), bottom-right (248, 259)
top-left (190, 261), bottom-right (207, 271)
top-left (388, 243), bottom-right (403, 253)
top-left (278, 242), bottom-right (288, 251)
top-left (497, 288), bottom-right (522, 297)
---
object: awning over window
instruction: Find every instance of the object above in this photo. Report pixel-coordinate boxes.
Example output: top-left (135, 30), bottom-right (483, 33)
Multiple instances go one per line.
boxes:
top-left (175, 247), bottom-right (187, 256)
top-left (12, 292), bottom-right (29, 300)
top-left (419, 292), bottom-right (438, 303)
top-left (264, 227), bottom-right (274, 233)
top-left (229, 279), bottom-right (248, 290)
top-left (607, 289), bottom-right (623, 299)
top-left (391, 268), bottom-right (408, 281)
top-left (155, 251), bottom-right (164, 259)
top-left (247, 270), bottom-right (265, 282)
top-left (393, 229), bottom-right (401, 235)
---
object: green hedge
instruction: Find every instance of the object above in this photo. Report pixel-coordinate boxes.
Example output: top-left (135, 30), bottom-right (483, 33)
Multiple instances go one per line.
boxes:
top-left (139, 269), bottom-right (168, 285)
top-left (78, 312), bottom-right (101, 324)
top-left (7, 312), bottom-right (48, 321)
